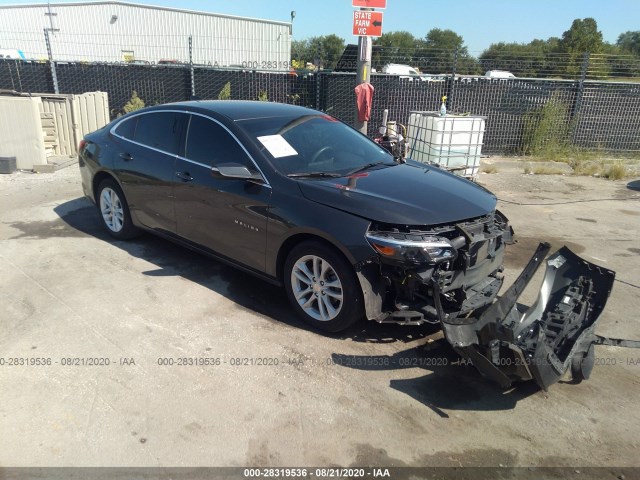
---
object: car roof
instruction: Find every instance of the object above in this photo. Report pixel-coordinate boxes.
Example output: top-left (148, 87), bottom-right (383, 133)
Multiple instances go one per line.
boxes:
top-left (158, 100), bottom-right (320, 121)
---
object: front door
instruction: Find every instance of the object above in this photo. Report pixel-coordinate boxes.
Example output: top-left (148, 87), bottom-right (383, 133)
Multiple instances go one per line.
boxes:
top-left (173, 114), bottom-right (271, 273)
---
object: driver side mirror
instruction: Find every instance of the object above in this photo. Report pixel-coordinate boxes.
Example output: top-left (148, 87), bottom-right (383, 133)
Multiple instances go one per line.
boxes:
top-left (214, 163), bottom-right (265, 183)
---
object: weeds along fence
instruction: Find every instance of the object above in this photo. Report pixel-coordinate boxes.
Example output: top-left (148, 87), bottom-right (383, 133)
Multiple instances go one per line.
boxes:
top-left (2, 59), bottom-right (640, 155)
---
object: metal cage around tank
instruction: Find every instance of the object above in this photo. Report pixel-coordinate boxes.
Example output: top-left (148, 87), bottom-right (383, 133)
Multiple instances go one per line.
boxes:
top-left (406, 111), bottom-right (487, 180)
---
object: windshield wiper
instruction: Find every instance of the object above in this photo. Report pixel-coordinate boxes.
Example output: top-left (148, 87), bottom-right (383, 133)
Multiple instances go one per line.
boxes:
top-left (287, 172), bottom-right (342, 178)
top-left (346, 161), bottom-right (393, 176)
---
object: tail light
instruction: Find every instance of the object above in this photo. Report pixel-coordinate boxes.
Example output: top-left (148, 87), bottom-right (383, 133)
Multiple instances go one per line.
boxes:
top-left (78, 139), bottom-right (87, 152)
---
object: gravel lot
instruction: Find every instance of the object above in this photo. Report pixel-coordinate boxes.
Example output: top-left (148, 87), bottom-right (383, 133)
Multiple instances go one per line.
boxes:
top-left (0, 162), bottom-right (639, 470)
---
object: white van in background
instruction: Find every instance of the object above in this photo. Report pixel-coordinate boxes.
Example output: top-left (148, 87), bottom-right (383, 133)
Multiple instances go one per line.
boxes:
top-left (484, 70), bottom-right (516, 79)
top-left (382, 63), bottom-right (428, 81)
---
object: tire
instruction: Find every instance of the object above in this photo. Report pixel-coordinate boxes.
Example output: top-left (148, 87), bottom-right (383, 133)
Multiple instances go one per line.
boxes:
top-left (96, 178), bottom-right (140, 240)
top-left (284, 240), bottom-right (363, 333)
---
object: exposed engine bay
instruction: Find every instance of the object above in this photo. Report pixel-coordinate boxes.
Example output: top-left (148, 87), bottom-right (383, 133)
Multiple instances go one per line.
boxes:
top-left (359, 210), bottom-right (513, 326)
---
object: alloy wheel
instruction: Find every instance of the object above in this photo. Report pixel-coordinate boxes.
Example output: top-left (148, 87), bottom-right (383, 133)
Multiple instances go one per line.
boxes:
top-left (100, 187), bottom-right (125, 233)
top-left (291, 254), bottom-right (344, 322)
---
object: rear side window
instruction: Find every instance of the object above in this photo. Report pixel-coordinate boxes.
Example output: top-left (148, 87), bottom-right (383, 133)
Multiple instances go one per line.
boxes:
top-left (114, 117), bottom-right (137, 140)
top-left (134, 112), bottom-right (184, 155)
top-left (185, 115), bottom-right (253, 169)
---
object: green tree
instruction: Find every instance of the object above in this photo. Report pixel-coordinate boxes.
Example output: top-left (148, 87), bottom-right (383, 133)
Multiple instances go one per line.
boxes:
top-left (295, 34), bottom-right (345, 70)
top-left (559, 18), bottom-right (604, 54)
top-left (617, 31), bottom-right (640, 56)
top-left (425, 28), bottom-right (466, 52)
top-left (218, 81), bottom-right (231, 100)
top-left (374, 31), bottom-right (420, 66)
top-left (545, 37), bottom-right (561, 52)
top-left (375, 31), bottom-right (418, 50)
top-left (291, 39), bottom-right (310, 66)
top-left (558, 18), bottom-right (606, 76)
top-left (527, 38), bottom-right (564, 76)
top-left (600, 42), bottom-right (639, 78)
top-left (477, 19), bottom-right (640, 79)
top-left (480, 39), bottom-right (560, 78)
top-left (457, 54), bottom-right (481, 75)
top-left (420, 28), bottom-right (479, 74)
top-left (480, 42), bottom-right (524, 74)
top-left (123, 90), bottom-right (145, 114)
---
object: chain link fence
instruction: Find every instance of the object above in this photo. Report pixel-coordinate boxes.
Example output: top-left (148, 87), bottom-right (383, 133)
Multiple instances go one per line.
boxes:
top-left (2, 42), bottom-right (640, 155)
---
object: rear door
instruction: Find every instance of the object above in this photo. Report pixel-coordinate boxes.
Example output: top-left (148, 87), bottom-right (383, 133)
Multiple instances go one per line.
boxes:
top-left (173, 113), bottom-right (271, 272)
top-left (112, 111), bottom-right (187, 233)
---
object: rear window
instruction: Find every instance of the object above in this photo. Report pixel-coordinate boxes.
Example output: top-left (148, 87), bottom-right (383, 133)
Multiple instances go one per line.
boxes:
top-left (113, 117), bottom-right (137, 140)
top-left (134, 112), bottom-right (184, 155)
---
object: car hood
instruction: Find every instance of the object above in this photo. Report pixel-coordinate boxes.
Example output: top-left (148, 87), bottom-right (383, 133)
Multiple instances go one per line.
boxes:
top-left (297, 162), bottom-right (497, 225)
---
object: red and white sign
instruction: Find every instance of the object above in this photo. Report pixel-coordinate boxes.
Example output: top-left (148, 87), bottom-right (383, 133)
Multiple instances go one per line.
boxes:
top-left (352, 0), bottom-right (387, 8)
top-left (353, 10), bottom-right (383, 37)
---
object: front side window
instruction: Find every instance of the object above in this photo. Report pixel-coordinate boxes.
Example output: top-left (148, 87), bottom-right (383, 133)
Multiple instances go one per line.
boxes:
top-left (134, 112), bottom-right (184, 155)
top-left (185, 115), bottom-right (253, 169)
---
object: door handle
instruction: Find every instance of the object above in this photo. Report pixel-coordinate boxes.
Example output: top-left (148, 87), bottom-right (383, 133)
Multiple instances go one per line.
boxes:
top-left (119, 152), bottom-right (134, 161)
top-left (175, 171), bottom-right (194, 182)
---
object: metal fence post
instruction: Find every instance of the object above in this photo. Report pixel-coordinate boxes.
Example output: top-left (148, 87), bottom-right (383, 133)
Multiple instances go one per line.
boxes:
top-left (569, 52), bottom-right (590, 145)
top-left (189, 35), bottom-right (195, 99)
top-left (43, 28), bottom-right (59, 94)
top-left (315, 71), bottom-right (322, 111)
top-left (446, 48), bottom-right (458, 111)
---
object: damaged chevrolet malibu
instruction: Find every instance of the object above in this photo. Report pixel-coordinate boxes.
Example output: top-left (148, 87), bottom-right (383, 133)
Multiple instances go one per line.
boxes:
top-left (79, 101), bottom-right (622, 390)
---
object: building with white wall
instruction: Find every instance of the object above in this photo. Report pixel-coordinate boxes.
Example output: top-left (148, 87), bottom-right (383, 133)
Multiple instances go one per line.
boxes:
top-left (0, 1), bottom-right (292, 69)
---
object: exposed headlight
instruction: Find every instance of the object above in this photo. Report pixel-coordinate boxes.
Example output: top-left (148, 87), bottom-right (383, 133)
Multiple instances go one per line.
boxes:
top-left (366, 232), bottom-right (458, 264)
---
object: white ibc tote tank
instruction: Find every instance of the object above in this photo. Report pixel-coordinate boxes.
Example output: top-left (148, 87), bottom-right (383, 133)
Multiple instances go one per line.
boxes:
top-left (406, 111), bottom-right (486, 180)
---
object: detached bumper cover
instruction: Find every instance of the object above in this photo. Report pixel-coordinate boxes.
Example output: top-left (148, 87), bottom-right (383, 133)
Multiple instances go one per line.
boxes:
top-left (441, 243), bottom-right (616, 390)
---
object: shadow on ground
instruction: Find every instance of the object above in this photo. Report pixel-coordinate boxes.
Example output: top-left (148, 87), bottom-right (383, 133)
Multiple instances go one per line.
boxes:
top-left (24, 197), bottom-right (431, 345)
top-left (331, 341), bottom-right (541, 415)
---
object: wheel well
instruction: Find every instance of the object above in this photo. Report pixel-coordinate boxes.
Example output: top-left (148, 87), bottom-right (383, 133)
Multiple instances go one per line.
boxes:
top-left (276, 234), bottom-right (353, 282)
top-left (92, 171), bottom-right (116, 203)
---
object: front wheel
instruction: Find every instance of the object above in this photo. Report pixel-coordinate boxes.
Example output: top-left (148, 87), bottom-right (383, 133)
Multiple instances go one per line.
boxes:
top-left (96, 178), bottom-right (140, 239)
top-left (284, 240), bottom-right (363, 333)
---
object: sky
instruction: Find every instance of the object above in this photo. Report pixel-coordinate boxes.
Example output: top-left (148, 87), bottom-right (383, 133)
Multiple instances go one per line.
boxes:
top-left (1, 0), bottom-right (639, 53)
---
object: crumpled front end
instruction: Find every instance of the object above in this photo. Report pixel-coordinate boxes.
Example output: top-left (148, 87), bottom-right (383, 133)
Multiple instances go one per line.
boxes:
top-left (356, 210), bottom-right (619, 389)
top-left (441, 243), bottom-right (616, 390)
top-left (358, 210), bottom-right (514, 325)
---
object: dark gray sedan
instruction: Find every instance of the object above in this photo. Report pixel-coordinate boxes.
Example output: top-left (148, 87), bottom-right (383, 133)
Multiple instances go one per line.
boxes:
top-left (79, 101), bottom-right (615, 390)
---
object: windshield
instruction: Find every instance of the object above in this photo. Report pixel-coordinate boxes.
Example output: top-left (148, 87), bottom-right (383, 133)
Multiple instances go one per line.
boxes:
top-left (237, 114), bottom-right (396, 177)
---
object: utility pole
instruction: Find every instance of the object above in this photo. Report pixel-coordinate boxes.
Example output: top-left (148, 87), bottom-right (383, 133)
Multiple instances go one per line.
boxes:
top-left (44, 0), bottom-right (60, 94)
top-left (45, 0), bottom-right (58, 33)
top-left (354, 7), bottom-right (373, 134)
top-left (189, 35), bottom-right (195, 98)
top-left (44, 28), bottom-right (59, 94)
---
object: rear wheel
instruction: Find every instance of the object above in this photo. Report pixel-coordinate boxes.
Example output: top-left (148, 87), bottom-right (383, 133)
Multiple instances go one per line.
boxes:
top-left (96, 178), bottom-right (140, 240)
top-left (284, 240), bottom-right (363, 333)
